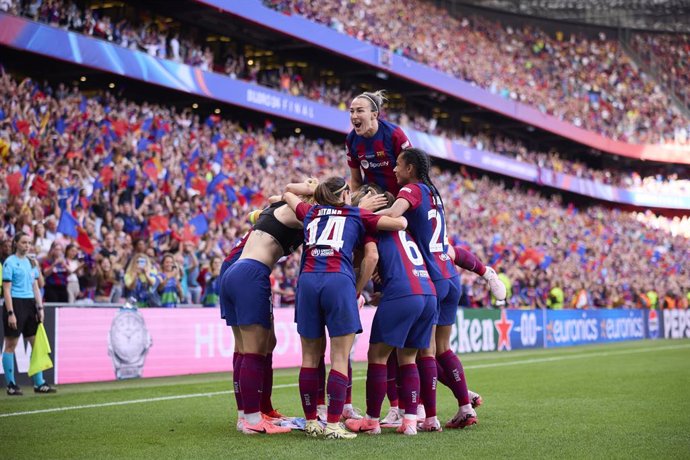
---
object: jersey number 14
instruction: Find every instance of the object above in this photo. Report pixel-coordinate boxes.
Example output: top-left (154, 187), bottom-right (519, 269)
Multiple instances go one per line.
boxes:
top-left (306, 216), bottom-right (346, 251)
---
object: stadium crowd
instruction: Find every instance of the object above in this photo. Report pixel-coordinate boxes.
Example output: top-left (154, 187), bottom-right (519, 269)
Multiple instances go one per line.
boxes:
top-left (3, 1), bottom-right (690, 194)
top-left (631, 33), bottom-right (690, 109)
top-left (0, 71), bottom-right (688, 310)
top-left (265, 0), bottom-right (690, 145)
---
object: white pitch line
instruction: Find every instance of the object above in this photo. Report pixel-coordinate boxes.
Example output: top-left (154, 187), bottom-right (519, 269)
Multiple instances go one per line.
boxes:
top-left (2, 343), bottom-right (689, 418)
top-left (464, 343), bottom-right (690, 370)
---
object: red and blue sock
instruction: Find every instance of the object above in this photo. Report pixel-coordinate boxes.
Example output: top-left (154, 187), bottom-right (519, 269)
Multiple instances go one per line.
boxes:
top-left (299, 367), bottom-right (319, 420)
top-left (437, 350), bottom-right (471, 406)
top-left (399, 363), bottom-right (420, 417)
top-left (240, 353), bottom-right (265, 416)
top-left (232, 352), bottom-right (243, 411)
top-left (365, 363), bottom-right (387, 419)
top-left (260, 353), bottom-right (274, 414)
top-left (386, 353), bottom-right (399, 407)
top-left (418, 356), bottom-right (438, 417)
top-left (326, 370), bottom-right (349, 423)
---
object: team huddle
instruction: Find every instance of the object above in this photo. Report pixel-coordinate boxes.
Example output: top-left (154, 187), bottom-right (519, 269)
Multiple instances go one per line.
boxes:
top-left (220, 91), bottom-right (507, 439)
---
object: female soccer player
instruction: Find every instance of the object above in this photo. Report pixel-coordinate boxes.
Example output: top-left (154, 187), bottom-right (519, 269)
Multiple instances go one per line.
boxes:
top-left (346, 90), bottom-right (504, 298)
top-left (346, 90), bottom-right (411, 195)
top-left (219, 181), bottom-right (315, 435)
top-left (378, 147), bottom-right (479, 430)
top-left (283, 177), bottom-right (407, 440)
top-left (346, 93), bottom-right (503, 424)
top-left (2, 232), bottom-right (56, 395)
top-left (345, 191), bottom-right (437, 436)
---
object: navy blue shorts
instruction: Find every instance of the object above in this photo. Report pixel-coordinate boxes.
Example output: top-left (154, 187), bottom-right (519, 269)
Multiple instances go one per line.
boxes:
top-left (219, 260), bottom-right (234, 319)
top-left (435, 276), bottom-right (461, 326)
top-left (219, 259), bottom-right (272, 329)
top-left (220, 260), bottom-right (233, 278)
top-left (370, 295), bottom-right (436, 349)
top-left (296, 272), bottom-right (361, 339)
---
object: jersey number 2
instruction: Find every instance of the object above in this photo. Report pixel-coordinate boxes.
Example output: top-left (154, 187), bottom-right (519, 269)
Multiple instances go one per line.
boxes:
top-left (427, 209), bottom-right (448, 253)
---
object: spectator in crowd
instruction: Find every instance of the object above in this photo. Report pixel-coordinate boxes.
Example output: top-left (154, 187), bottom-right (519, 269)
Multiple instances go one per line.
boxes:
top-left (33, 221), bottom-right (52, 259)
top-left (41, 242), bottom-right (69, 303)
top-left (94, 256), bottom-right (122, 303)
top-left (201, 255), bottom-right (222, 307)
top-left (124, 254), bottom-right (158, 308)
top-left (64, 244), bottom-right (83, 303)
top-left (182, 242), bottom-right (201, 304)
top-left (158, 253), bottom-right (183, 308)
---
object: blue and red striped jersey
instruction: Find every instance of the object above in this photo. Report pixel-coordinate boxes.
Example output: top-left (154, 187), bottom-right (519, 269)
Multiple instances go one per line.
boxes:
top-left (346, 120), bottom-right (411, 195)
top-left (376, 230), bottom-right (437, 301)
top-left (296, 202), bottom-right (380, 283)
top-left (223, 230), bottom-right (251, 266)
top-left (397, 183), bottom-right (458, 281)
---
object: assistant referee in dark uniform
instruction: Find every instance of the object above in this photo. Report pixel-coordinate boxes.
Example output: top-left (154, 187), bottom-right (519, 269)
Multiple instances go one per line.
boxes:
top-left (2, 232), bottom-right (56, 395)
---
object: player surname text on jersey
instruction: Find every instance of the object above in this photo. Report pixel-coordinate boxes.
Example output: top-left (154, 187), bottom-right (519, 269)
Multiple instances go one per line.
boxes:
top-left (317, 208), bottom-right (344, 216)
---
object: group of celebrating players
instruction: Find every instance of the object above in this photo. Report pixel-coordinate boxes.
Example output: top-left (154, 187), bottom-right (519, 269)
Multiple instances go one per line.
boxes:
top-left (219, 91), bottom-right (507, 439)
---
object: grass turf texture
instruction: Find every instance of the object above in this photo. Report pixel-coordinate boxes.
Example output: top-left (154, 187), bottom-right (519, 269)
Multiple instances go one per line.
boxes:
top-left (2, 340), bottom-right (689, 459)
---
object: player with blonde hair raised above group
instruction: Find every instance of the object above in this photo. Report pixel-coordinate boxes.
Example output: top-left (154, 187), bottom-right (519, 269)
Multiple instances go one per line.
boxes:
top-left (346, 91), bottom-right (505, 426)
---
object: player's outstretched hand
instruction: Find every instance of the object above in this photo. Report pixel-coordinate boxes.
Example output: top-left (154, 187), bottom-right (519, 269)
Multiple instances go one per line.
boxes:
top-left (358, 192), bottom-right (387, 211)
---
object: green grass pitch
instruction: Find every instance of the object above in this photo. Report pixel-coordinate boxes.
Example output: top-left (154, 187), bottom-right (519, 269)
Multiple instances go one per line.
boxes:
top-left (2, 340), bottom-right (689, 459)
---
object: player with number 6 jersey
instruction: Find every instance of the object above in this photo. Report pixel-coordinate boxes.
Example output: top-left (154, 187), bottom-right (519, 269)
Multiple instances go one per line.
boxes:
top-left (378, 147), bottom-right (478, 431)
top-left (345, 190), bottom-right (437, 435)
top-left (282, 176), bottom-right (407, 440)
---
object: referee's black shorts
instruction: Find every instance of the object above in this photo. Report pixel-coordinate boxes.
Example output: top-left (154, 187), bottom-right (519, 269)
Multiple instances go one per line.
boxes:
top-left (3, 298), bottom-right (39, 338)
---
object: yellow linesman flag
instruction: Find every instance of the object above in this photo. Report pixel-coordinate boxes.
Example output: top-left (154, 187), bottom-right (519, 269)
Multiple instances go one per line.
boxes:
top-left (28, 323), bottom-right (53, 377)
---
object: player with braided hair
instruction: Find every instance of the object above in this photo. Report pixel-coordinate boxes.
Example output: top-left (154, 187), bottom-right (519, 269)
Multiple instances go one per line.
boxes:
top-left (345, 92), bottom-right (503, 426)
top-left (377, 147), bottom-right (479, 430)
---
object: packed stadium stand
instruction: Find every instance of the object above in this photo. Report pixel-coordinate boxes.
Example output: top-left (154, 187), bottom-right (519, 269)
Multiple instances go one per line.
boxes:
top-left (265, 0), bottom-right (690, 145)
top-left (0, 0), bottom-right (688, 310)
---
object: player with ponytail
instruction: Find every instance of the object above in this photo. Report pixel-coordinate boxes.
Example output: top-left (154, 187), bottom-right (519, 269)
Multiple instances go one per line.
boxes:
top-left (377, 147), bottom-right (479, 430)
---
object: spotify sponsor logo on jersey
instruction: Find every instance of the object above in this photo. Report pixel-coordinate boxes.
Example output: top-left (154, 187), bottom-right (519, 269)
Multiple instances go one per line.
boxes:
top-left (360, 159), bottom-right (390, 169)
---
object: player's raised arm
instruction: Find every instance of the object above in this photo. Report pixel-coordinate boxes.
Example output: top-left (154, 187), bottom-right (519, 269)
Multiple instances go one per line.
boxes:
top-left (375, 215), bottom-right (407, 231)
top-left (356, 241), bottom-right (378, 296)
top-left (285, 177), bottom-right (318, 196)
top-left (375, 198), bottom-right (410, 217)
top-left (282, 191), bottom-right (303, 213)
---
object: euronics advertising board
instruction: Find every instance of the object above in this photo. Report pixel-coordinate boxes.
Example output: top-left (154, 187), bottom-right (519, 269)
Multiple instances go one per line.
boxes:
top-left (449, 308), bottom-right (667, 354)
